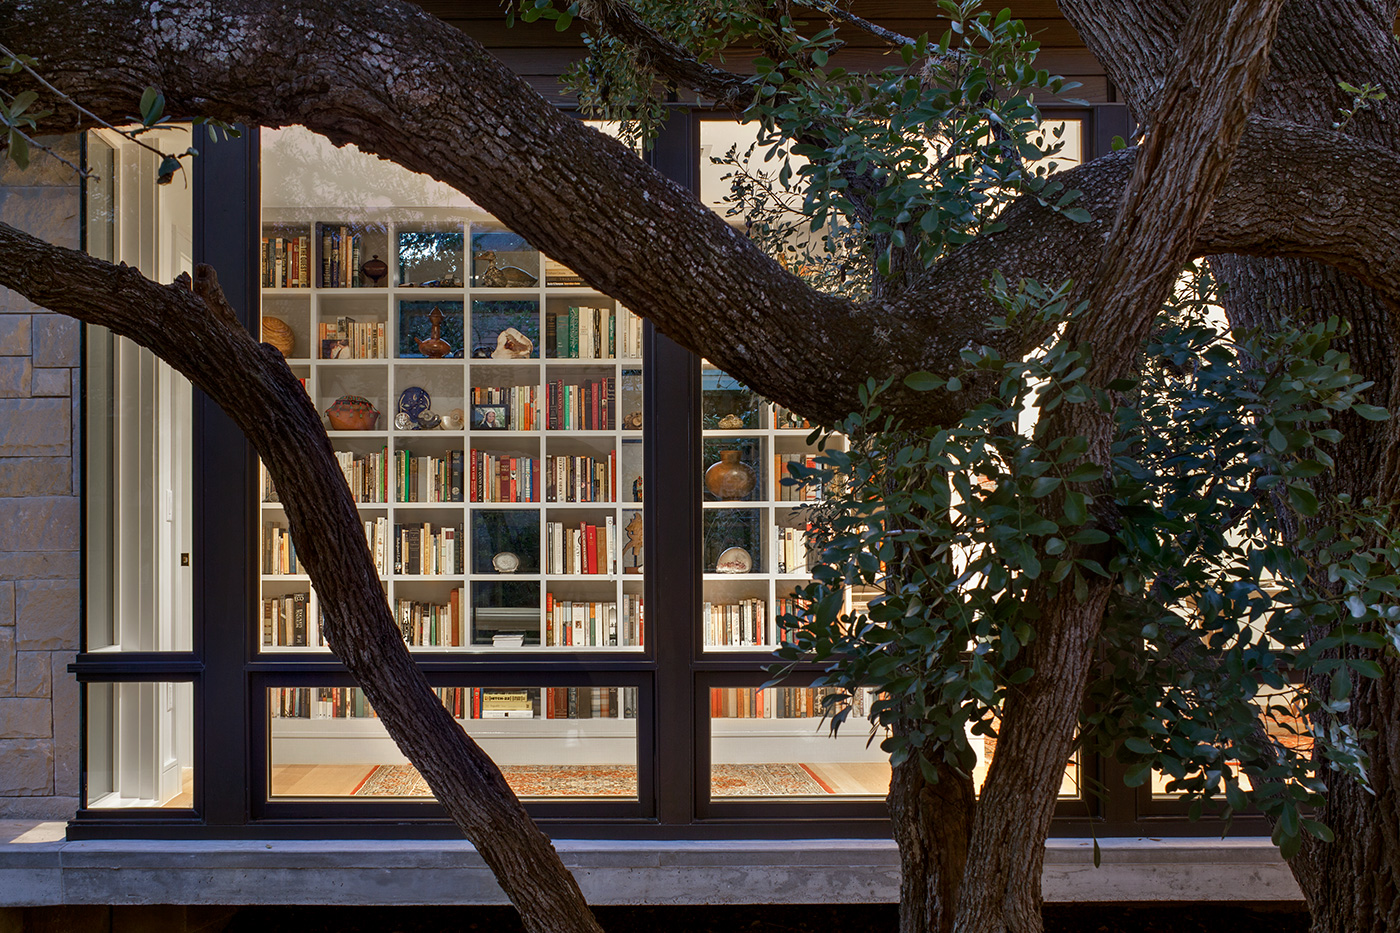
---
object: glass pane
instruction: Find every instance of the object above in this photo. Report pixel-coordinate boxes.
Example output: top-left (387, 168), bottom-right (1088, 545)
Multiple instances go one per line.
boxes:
top-left (269, 685), bottom-right (638, 799)
top-left (708, 689), bottom-right (1079, 800)
top-left (1151, 685), bottom-right (1310, 797)
top-left (85, 681), bottom-right (194, 808)
top-left (709, 687), bottom-right (889, 798)
top-left (84, 127), bottom-right (195, 652)
top-left (258, 125), bottom-right (645, 654)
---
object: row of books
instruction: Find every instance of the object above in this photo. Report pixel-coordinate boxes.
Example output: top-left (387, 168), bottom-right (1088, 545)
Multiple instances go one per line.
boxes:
top-left (775, 526), bottom-right (811, 574)
top-left (396, 449), bottom-right (463, 503)
top-left (544, 595), bottom-right (644, 647)
top-left (774, 596), bottom-right (810, 644)
top-left (261, 593), bottom-right (320, 648)
top-left (319, 318), bottom-right (388, 359)
top-left (271, 687), bottom-right (374, 719)
top-left (545, 517), bottom-right (616, 575)
top-left (704, 598), bottom-right (769, 647)
top-left (269, 685), bottom-right (642, 721)
top-left (546, 378), bottom-right (615, 430)
top-left (710, 686), bottom-right (868, 720)
top-left (397, 593), bottom-right (464, 646)
top-left (340, 448), bottom-right (388, 503)
top-left (545, 686), bottom-right (637, 719)
top-left (775, 454), bottom-right (821, 501)
top-left (546, 452), bottom-right (616, 503)
top-left (470, 385), bottom-right (538, 431)
top-left (472, 451), bottom-right (540, 502)
top-left (393, 522), bottom-right (464, 576)
top-left (365, 517), bottom-right (390, 576)
top-left (545, 305), bottom-right (641, 360)
top-left (261, 234), bottom-right (311, 288)
top-left (263, 525), bottom-right (302, 575)
top-left (318, 223), bottom-right (367, 288)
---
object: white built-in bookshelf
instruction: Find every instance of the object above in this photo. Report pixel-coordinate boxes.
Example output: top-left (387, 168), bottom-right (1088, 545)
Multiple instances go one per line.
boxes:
top-left (258, 210), bottom-right (645, 655)
top-left (700, 362), bottom-right (843, 652)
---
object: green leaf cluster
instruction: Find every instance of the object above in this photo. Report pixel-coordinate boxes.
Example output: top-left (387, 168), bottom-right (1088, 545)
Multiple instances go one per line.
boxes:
top-left (773, 265), bottom-right (1397, 859)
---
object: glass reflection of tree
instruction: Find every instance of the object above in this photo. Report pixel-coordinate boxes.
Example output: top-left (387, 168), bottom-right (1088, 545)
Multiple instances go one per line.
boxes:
top-left (703, 509), bottom-right (762, 573)
top-left (398, 230), bottom-right (464, 285)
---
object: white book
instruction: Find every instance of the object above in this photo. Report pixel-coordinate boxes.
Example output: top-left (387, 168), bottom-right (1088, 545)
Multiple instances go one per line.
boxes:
top-left (605, 515), bottom-right (615, 574)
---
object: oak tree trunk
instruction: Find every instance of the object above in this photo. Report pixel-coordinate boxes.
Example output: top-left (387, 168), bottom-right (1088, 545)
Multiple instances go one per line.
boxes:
top-left (1211, 255), bottom-right (1400, 933)
top-left (888, 735), bottom-right (977, 933)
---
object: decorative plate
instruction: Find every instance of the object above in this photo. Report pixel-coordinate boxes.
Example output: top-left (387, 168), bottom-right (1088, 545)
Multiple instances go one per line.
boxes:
top-left (716, 547), bottom-right (753, 574)
top-left (492, 551), bottom-right (521, 573)
top-left (397, 386), bottom-right (431, 420)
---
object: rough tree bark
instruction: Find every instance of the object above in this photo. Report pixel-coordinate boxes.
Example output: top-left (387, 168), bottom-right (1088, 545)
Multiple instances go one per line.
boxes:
top-left (0, 1), bottom-right (1395, 932)
top-left (947, 3), bottom-right (1282, 929)
top-left (0, 232), bottom-right (604, 933)
top-left (1060, 1), bottom-right (1400, 929)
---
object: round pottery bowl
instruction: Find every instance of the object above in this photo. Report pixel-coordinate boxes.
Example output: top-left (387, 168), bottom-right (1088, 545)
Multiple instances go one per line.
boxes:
top-left (325, 395), bottom-right (380, 431)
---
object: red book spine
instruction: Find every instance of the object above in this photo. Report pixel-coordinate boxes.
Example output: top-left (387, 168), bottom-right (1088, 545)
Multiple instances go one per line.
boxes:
top-left (585, 524), bottom-right (597, 574)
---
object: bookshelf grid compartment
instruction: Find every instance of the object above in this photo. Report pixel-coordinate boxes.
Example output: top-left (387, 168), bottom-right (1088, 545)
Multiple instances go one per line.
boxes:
top-left (259, 214), bottom-right (645, 654)
top-left (700, 362), bottom-right (838, 653)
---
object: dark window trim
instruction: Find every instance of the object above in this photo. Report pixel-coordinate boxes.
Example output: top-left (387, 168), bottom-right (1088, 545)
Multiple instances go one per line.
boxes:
top-left (70, 103), bottom-right (1227, 842)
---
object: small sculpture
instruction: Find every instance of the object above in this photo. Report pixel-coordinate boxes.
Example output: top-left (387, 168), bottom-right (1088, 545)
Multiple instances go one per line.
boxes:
top-left (415, 306), bottom-right (453, 358)
top-left (325, 395), bottom-right (379, 431)
top-left (491, 327), bottom-right (534, 359)
top-left (441, 408), bottom-right (465, 431)
top-left (623, 513), bottom-right (644, 573)
top-left (478, 250), bottom-right (539, 288)
top-left (623, 410), bottom-right (644, 430)
top-left (360, 254), bottom-right (388, 286)
top-left (716, 546), bottom-right (753, 574)
top-left (417, 410), bottom-right (442, 430)
top-left (717, 413), bottom-right (745, 430)
top-left (262, 316), bottom-right (295, 357)
top-left (632, 475), bottom-right (643, 502)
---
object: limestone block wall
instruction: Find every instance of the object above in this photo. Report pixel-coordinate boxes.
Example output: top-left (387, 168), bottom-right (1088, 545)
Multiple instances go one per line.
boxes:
top-left (0, 139), bottom-right (83, 818)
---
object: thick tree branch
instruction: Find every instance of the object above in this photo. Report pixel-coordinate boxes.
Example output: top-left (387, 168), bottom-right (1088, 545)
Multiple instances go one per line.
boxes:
top-left (2, 1), bottom-right (1399, 433)
top-left (575, 0), bottom-right (755, 107)
top-left (0, 221), bottom-right (604, 933)
top-left (954, 0), bottom-right (1284, 929)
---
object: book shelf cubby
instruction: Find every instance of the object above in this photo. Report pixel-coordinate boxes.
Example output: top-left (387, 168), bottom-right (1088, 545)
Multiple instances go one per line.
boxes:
top-left (700, 363), bottom-right (842, 652)
top-left (259, 213), bottom-right (645, 654)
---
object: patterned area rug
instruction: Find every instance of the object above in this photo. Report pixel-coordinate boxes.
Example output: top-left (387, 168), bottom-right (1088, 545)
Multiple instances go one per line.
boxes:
top-left (353, 763), bottom-right (833, 797)
top-left (711, 763), bottom-right (829, 796)
top-left (355, 764), bottom-right (636, 797)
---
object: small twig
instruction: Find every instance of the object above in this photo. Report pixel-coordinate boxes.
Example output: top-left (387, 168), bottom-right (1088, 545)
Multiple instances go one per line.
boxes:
top-left (794, 0), bottom-right (918, 48)
top-left (0, 41), bottom-right (172, 163)
top-left (0, 122), bottom-right (85, 176)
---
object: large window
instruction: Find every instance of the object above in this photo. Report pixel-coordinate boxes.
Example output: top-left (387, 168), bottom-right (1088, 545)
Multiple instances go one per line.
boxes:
top-left (73, 108), bottom-right (1158, 837)
top-left (82, 127), bottom-right (196, 808)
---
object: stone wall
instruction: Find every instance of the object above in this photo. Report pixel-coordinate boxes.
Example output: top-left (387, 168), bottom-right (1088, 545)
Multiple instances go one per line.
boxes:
top-left (0, 139), bottom-right (83, 819)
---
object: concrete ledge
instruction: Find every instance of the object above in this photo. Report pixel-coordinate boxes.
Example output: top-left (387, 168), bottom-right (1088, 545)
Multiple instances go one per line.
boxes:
top-left (0, 822), bottom-right (1302, 907)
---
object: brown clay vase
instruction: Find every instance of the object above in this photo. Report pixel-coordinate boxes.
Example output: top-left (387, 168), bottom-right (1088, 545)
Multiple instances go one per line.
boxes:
top-left (415, 305), bottom-right (452, 359)
top-left (704, 450), bottom-right (756, 500)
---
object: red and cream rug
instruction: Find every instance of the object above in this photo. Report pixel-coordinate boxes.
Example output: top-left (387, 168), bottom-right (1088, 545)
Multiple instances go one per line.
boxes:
top-left (353, 762), bottom-right (839, 797)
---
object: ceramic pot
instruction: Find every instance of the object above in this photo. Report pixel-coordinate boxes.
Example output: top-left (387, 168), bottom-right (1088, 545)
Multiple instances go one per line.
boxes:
top-left (325, 395), bottom-right (380, 431)
top-left (360, 254), bottom-right (388, 286)
top-left (704, 450), bottom-right (756, 500)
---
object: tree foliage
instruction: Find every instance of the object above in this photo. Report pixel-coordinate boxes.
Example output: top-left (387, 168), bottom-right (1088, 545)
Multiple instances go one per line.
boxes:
top-left (777, 265), bottom-right (1395, 860)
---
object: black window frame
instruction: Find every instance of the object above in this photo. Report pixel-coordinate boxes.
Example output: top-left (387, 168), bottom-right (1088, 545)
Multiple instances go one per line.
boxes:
top-left (69, 102), bottom-right (1260, 841)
